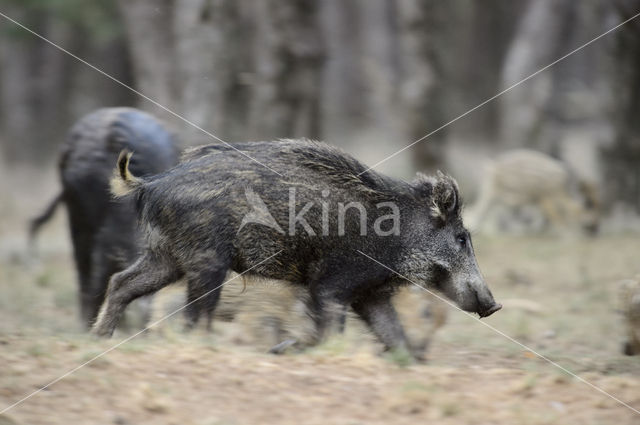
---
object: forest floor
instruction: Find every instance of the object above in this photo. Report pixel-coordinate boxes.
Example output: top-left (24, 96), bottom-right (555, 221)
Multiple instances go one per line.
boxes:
top-left (1, 166), bottom-right (639, 425)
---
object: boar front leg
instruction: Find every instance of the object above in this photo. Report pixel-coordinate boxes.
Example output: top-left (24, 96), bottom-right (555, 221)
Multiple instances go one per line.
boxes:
top-left (351, 293), bottom-right (414, 359)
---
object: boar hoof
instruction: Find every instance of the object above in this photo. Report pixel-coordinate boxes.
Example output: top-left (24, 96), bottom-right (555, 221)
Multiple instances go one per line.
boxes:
top-left (408, 341), bottom-right (429, 364)
top-left (268, 339), bottom-right (298, 355)
top-left (623, 341), bottom-right (636, 356)
top-left (91, 327), bottom-right (114, 338)
top-left (411, 352), bottom-right (428, 364)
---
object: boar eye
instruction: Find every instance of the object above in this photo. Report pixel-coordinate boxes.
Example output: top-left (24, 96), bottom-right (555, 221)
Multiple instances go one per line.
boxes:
top-left (457, 234), bottom-right (467, 247)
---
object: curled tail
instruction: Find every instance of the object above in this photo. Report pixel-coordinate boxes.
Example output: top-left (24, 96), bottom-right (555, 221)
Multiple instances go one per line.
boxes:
top-left (29, 192), bottom-right (64, 241)
top-left (110, 150), bottom-right (144, 197)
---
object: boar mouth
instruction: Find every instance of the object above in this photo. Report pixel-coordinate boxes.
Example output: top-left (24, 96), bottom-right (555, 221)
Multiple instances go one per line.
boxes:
top-left (478, 303), bottom-right (502, 318)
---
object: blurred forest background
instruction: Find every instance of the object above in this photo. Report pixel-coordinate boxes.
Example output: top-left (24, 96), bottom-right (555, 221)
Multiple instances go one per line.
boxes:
top-left (3, 3), bottom-right (640, 423)
top-left (1, 0), bottom-right (640, 213)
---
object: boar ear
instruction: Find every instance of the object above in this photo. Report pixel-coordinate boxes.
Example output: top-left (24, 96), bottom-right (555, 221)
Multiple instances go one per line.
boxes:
top-left (411, 172), bottom-right (436, 198)
top-left (430, 171), bottom-right (461, 223)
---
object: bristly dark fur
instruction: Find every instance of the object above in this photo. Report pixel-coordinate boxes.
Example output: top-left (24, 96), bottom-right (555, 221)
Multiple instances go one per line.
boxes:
top-left (288, 139), bottom-right (403, 197)
top-left (180, 139), bottom-right (403, 198)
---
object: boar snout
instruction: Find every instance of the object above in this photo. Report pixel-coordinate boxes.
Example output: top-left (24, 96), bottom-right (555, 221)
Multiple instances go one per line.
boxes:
top-left (471, 281), bottom-right (501, 318)
top-left (449, 278), bottom-right (501, 318)
top-left (478, 302), bottom-right (502, 318)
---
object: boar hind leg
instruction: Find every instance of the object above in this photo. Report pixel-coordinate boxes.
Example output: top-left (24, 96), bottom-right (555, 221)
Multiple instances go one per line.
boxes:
top-left (87, 254), bottom-right (117, 328)
top-left (67, 207), bottom-right (96, 328)
top-left (351, 294), bottom-right (412, 358)
top-left (183, 258), bottom-right (231, 331)
top-left (93, 252), bottom-right (181, 337)
top-left (540, 196), bottom-right (565, 231)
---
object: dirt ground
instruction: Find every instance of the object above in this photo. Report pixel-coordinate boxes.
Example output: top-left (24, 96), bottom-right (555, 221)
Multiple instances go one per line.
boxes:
top-left (1, 166), bottom-right (639, 425)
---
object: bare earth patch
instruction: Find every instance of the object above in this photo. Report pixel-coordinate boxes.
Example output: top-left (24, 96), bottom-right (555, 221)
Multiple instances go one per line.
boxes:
top-left (1, 335), bottom-right (639, 425)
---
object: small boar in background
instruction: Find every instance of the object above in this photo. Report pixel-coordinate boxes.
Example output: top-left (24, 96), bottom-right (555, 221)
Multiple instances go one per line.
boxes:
top-left (93, 140), bottom-right (499, 360)
top-left (30, 107), bottom-right (179, 328)
top-left (466, 149), bottom-right (600, 235)
top-left (618, 275), bottom-right (640, 355)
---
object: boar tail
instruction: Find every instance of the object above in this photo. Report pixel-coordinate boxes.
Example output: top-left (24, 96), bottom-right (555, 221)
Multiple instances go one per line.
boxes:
top-left (29, 192), bottom-right (64, 241)
top-left (111, 150), bottom-right (143, 197)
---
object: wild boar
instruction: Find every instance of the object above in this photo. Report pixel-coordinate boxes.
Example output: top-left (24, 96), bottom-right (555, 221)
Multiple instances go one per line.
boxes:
top-left (30, 107), bottom-right (179, 327)
top-left (467, 149), bottom-right (599, 235)
top-left (93, 140), bottom-right (500, 359)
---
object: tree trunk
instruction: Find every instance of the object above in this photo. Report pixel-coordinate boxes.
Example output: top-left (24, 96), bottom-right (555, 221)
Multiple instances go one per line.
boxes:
top-left (116, 0), bottom-right (176, 109)
top-left (602, 1), bottom-right (640, 212)
top-left (173, 0), bottom-right (251, 145)
top-left (499, 0), bottom-right (575, 149)
top-left (358, 0), bottom-right (402, 137)
top-left (117, 0), bottom-right (254, 146)
top-left (249, 0), bottom-right (325, 140)
top-left (0, 4), bottom-right (131, 164)
top-left (320, 0), bottom-right (368, 139)
top-left (0, 6), bottom-right (42, 162)
top-left (397, 0), bottom-right (450, 171)
top-left (457, 1), bottom-right (523, 139)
